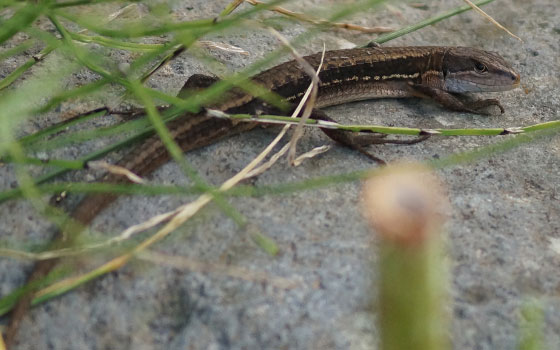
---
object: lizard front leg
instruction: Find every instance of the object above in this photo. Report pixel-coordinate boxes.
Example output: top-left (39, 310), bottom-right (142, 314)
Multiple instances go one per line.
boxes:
top-left (410, 84), bottom-right (505, 115)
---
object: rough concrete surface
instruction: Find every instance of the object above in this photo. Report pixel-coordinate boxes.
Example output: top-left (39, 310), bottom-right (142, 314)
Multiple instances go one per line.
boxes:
top-left (1, 0), bottom-right (559, 349)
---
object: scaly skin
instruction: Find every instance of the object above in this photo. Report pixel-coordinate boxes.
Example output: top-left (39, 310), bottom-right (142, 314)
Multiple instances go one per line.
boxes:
top-left (4, 46), bottom-right (519, 347)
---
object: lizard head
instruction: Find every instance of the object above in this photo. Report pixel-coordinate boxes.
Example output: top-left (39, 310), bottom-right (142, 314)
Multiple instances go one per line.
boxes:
top-left (442, 47), bottom-right (520, 93)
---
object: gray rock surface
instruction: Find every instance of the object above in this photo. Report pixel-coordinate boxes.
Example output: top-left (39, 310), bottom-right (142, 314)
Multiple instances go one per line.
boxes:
top-left (1, 0), bottom-right (559, 349)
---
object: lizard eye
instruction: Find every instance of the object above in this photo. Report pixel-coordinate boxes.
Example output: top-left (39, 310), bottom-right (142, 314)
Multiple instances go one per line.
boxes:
top-left (474, 61), bottom-right (488, 73)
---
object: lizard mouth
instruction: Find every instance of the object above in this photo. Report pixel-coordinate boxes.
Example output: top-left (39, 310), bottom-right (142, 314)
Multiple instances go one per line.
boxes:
top-left (444, 71), bottom-right (521, 92)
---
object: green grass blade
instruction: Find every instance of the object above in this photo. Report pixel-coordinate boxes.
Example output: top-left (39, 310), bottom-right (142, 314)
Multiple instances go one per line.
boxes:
top-left (0, 4), bottom-right (44, 45)
top-left (373, 0), bottom-right (496, 44)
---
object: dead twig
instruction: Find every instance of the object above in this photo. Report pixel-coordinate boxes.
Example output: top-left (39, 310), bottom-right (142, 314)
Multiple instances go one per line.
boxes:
top-left (462, 0), bottom-right (522, 42)
top-left (245, 0), bottom-right (393, 33)
top-left (139, 251), bottom-right (301, 289)
top-left (87, 161), bottom-right (146, 184)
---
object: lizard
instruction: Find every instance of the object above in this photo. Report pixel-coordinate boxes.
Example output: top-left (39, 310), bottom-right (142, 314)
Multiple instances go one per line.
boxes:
top-left (4, 46), bottom-right (520, 346)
